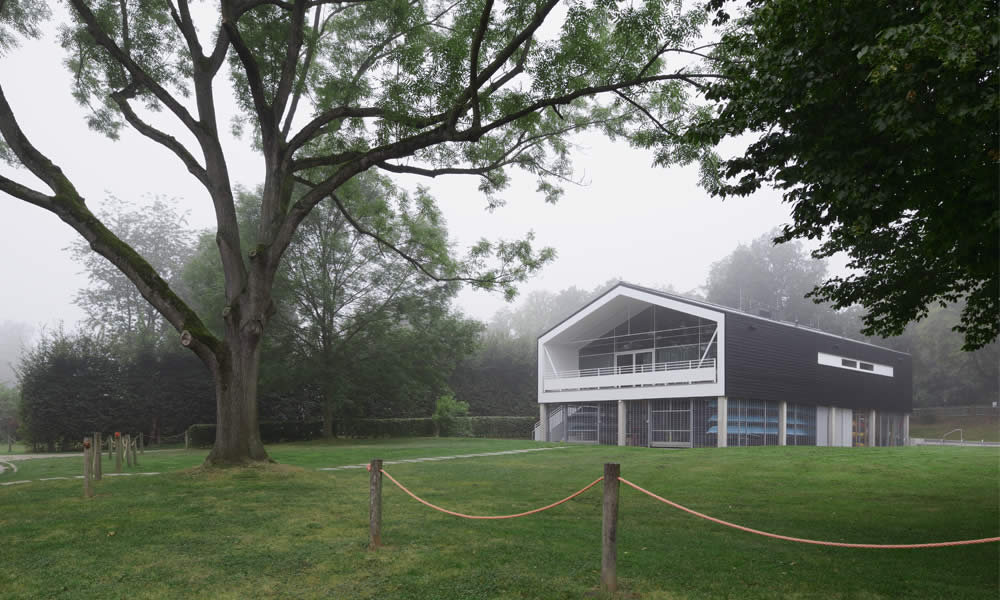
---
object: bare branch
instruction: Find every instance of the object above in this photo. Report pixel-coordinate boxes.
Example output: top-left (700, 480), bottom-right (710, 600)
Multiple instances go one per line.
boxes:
top-left (220, 2), bottom-right (273, 131)
top-left (111, 85), bottom-right (211, 186)
top-left (272, 0), bottom-right (308, 125)
top-left (468, 0), bottom-right (494, 128)
top-left (281, 5), bottom-right (324, 138)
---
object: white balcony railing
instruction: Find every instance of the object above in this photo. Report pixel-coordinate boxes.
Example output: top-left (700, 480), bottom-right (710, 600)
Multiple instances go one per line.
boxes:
top-left (543, 358), bottom-right (717, 392)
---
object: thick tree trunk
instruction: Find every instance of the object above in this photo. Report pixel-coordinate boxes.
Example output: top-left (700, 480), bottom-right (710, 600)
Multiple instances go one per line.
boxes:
top-left (204, 334), bottom-right (269, 465)
top-left (322, 402), bottom-right (335, 438)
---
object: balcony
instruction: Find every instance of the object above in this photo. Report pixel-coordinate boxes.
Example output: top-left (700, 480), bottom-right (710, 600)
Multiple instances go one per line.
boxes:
top-left (543, 358), bottom-right (717, 392)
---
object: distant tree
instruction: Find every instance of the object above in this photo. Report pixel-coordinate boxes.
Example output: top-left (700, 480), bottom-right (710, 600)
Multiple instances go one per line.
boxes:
top-left (704, 229), bottom-right (829, 326)
top-left (0, 320), bottom-right (31, 385)
top-left (691, 0), bottom-right (998, 350)
top-left (892, 304), bottom-right (999, 407)
top-left (69, 197), bottom-right (195, 351)
top-left (183, 181), bottom-right (480, 431)
top-left (452, 281), bottom-right (614, 416)
top-left (0, 381), bottom-right (18, 442)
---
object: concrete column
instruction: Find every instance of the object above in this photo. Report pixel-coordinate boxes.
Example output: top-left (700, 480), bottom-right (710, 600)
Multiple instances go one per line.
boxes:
top-left (778, 401), bottom-right (787, 446)
top-left (717, 397), bottom-right (728, 448)
top-left (539, 404), bottom-right (549, 442)
top-left (868, 409), bottom-right (877, 447)
top-left (617, 400), bottom-right (626, 447)
top-left (903, 413), bottom-right (910, 446)
top-left (828, 406), bottom-right (837, 447)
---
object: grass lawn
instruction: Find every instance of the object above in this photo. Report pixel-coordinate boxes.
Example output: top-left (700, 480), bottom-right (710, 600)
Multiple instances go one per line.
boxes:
top-left (909, 416), bottom-right (1000, 442)
top-left (1, 439), bottom-right (997, 599)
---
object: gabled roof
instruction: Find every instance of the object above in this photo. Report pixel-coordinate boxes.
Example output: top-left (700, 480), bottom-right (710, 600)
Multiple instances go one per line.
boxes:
top-left (538, 281), bottom-right (910, 356)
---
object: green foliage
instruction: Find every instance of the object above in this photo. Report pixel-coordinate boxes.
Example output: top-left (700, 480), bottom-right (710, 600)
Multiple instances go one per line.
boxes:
top-left (690, 0), bottom-right (999, 350)
top-left (0, 381), bottom-right (18, 438)
top-left (17, 328), bottom-right (214, 450)
top-left (336, 417), bottom-right (436, 438)
top-left (187, 421), bottom-right (325, 448)
top-left (431, 393), bottom-right (469, 436)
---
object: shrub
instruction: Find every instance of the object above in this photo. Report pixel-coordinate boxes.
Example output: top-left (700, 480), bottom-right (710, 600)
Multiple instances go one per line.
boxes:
top-left (186, 421), bottom-right (324, 447)
top-left (336, 418), bottom-right (436, 438)
top-left (461, 416), bottom-right (536, 439)
top-left (431, 393), bottom-right (469, 437)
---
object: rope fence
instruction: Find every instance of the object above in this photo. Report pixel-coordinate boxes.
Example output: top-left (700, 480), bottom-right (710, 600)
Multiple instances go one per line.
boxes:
top-left (618, 476), bottom-right (1000, 549)
top-left (366, 459), bottom-right (1000, 594)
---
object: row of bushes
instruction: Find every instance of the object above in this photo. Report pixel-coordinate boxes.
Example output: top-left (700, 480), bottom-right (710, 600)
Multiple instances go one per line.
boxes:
top-left (186, 416), bottom-right (536, 447)
top-left (186, 420), bottom-right (325, 447)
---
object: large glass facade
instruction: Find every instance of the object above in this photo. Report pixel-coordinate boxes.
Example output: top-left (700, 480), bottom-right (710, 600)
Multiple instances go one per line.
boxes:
top-left (787, 404), bottom-right (818, 446)
top-left (852, 409), bottom-right (869, 447)
top-left (577, 305), bottom-right (718, 370)
top-left (726, 399), bottom-right (780, 446)
top-left (875, 412), bottom-right (905, 447)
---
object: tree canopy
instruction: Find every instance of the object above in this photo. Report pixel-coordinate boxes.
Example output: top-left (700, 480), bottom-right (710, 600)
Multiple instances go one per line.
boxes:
top-left (690, 0), bottom-right (998, 350)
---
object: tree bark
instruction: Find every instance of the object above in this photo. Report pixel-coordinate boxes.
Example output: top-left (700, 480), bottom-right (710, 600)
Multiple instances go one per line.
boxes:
top-left (322, 401), bottom-right (335, 438)
top-left (204, 332), bottom-right (269, 464)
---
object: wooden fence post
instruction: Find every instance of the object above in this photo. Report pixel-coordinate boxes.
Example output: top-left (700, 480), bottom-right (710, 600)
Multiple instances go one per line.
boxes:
top-left (115, 433), bottom-right (122, 473)
top-left (83, 437), bottom-right (94, 498)
top-left (601, 463), bottom-right (620, 595)
top-left (139, 432), bottom-right (144, 454)
top-left (369, 458), bottom-right (383, 549)
top-left (125, 435), bottom-right (133, 467)
top-left (184, 429), bottom-right (189, 450)
top-left (93, 432), bottom-right (102, 480)
top-left (132, 436), bottom-right (138, 466)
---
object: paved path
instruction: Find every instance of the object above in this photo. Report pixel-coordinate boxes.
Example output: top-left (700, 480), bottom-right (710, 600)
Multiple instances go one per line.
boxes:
top-left (316, 446), bottom-right (569, 471)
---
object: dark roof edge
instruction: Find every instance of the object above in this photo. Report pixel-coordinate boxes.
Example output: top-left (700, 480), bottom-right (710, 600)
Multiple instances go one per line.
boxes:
top-left (538, 280), bottom-right (911, 357)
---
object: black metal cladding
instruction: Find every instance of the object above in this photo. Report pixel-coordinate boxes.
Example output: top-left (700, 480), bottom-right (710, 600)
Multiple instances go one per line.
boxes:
top-left (724, 311), bottom-right (912, 412)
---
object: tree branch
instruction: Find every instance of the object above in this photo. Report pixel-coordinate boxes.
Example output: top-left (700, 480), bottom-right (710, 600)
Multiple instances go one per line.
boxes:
top-left (66, 0), bottom-right (204, 139)
top-left (0, 84), bottom-right (222, 363)
top-left (111, 84), bottom-right (211, 187)
top-left (272, 0), bottom-right (308, 125)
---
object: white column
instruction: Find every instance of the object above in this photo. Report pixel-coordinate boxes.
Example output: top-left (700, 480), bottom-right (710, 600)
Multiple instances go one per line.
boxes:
top-left (778, 401), bottom-right (787, 446)
top-left (617, 400), bottom-right (626, 447)
top-left (903, 413), bottom-right (911, 446)
top-left (868, 409), bottom-right (877, 447)
top-left (717, 397), bottom-right (728, 448)
top-left (539, 404), bottom-right (549, 442)
top-left (828, 406), bottom-right (837, 447)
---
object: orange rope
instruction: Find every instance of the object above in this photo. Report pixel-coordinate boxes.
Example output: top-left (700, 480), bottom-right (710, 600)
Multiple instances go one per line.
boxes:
top-left (618, 477), bottom-right (1000, 549)
top-left (380, 469), bottom-right (602, 520)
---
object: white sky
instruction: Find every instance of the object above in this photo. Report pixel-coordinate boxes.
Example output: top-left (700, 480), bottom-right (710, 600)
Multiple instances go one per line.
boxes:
top-left (0, 12), bottom-right (833, 344)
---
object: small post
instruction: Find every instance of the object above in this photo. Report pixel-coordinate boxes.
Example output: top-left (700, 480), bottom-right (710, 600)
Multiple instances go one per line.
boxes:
top-left (131, 436), bottom-right (138, 466)
top-left (115, 432), bottom-right (122, 473)
top-left (368, 458), bottom-right (383, 549)
top-left (139, 432), bottom-right (144, 454)
top-left (184, 429), bottom-right (189, 450)
top-left (7, 434), bottom-right (11, 453)
top-left (107, 436), bottom-right (112, 460)
top-left (601, 463), bottom-right (620, 595)
top-left (93, 432), bottom-right (102, 480)
top-left (125, 435), bottom-right (133, 467)
top-left (83, 437), bottom-right (94, 498)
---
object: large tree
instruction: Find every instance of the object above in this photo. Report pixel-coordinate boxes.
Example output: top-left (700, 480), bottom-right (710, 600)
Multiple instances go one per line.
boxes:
top-left (688, 0), bottom-right (998, 350)
top-left (0, 0), bottom-right (717, 463)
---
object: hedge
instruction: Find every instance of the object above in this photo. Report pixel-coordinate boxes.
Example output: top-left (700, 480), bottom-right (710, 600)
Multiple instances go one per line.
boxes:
top-left (187, 416), bottom-right (536, 446)
top-left (186, 420), bottom-right (324, 447)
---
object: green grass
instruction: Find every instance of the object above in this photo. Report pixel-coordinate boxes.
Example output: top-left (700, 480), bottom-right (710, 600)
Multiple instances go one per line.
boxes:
top-left (1, 439), bottom-right (997, 599)
top-left (909, 416), bottom-right (1000, 442)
